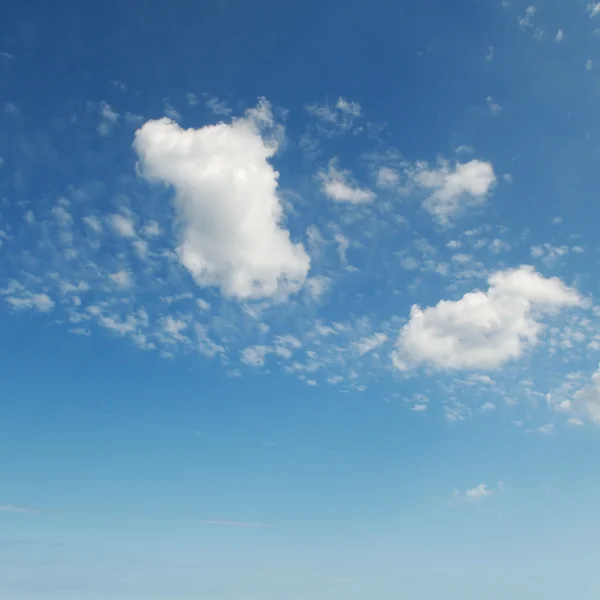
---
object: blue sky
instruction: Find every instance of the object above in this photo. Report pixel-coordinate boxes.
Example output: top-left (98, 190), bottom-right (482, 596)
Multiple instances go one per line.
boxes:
top-left (2, 0), bottom-right (600, 598)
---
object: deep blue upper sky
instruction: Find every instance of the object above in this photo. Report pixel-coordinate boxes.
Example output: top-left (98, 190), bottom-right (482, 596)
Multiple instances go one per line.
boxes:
top-left (2, 1), bottom-right (600, 599)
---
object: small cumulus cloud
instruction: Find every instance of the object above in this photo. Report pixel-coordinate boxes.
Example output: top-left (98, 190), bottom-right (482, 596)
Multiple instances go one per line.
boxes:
top-left (392, 266), bottom-right (583, 372)
top-left (408, 159), bottom-right (496, 224)
top-left (134, 98), bottom-right (310, 300)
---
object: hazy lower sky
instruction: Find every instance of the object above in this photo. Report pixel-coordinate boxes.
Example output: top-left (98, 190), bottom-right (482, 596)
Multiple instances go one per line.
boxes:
top-left (2, 1), bottom-right (600, 598)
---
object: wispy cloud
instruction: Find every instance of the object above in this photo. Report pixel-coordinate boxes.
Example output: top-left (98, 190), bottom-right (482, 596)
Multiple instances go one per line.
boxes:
top-left (0, 504), bottom-right (39, 514)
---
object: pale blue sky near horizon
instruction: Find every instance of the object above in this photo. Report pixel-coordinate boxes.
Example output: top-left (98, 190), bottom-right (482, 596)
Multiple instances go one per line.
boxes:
top-left (2, 1), bottom-right (600, 598)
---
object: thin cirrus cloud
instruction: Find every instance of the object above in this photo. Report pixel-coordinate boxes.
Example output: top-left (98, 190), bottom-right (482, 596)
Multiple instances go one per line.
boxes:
top-left (133, 98), bottom-right (310, 301)
top-left (0, 504), bottom-right (39, 514)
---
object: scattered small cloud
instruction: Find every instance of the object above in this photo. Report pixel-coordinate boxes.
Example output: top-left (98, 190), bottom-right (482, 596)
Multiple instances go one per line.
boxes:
top-left (108, 214), bottom-right (136, 238)
top-left (353, 332), bottom-right (387, 356)
top-left (110, 270), bottom-right (133, 288)
top-left (336, 97), bottom-right (361, 117)
top-left (465, 483), bottom-right (493, 501)
top-left (241, 345), bottom-right (271, 367)
top-left (205, 96), bottom-right (231, 116)
top-left (319, 159), bottom-right (376, 204)
top-left (588, 2), bottom-right (600, 18)
top-left (453, 483), bottom-right (499, 503)
top-left (536, 423), bottom-right (555, 434)
top-left (96, 101), bottom-right (119, 136)
top-left (408, 159), bottom-right (496, 224)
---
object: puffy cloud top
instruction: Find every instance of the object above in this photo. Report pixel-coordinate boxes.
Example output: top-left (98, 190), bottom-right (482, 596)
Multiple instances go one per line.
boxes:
top-left (134, 100), bottom-right (310, 300)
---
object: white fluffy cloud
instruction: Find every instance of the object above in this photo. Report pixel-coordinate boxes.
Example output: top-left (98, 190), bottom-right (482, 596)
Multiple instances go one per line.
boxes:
top-left (574, 366), bottom-right (600, 424)
top-left (319, 159), bottom-right (376, 204)
top-left (410, 159), bottom-right (496, 223)
top-left (134, 99), bottom-right (310, 300)
top-left (393, 266), bottom-right (583, 371)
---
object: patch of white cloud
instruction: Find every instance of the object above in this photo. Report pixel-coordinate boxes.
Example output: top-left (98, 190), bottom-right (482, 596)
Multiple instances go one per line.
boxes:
top-left (376, 166), bottom-right (400, 188)
top-left (307, 96), bottom-right (361, 126)
top-left (110, 270), bottom-right (133, 288)
top-left (241, 345), bottom-right (271, 367)
top-left (134, 98), bottom-right (310, 300)
top-left (205, 96), bottom-right (231, 116)
top-left (354, 332), bottom-right (387, 356)
top-left (6, 292), bottom-right (54, 312)
top-left (408, 159), bottom-right (496, 224)
top-left (453, 483), bottom-right (496, 503)
top-left (392, 266), bottom-right (584, 372)
top-left (1, 280), bottom-right (55, 312)
top-left (319, 159), bottom-right (376, 204)
top-left (530, 243), bottom-right (569, 266)
top-left (108, 213), bottom-right (136, 238)
top-left (335, 97), bottom-right (361, 117)
top-left (465, 483), bottom-right (493, 501)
